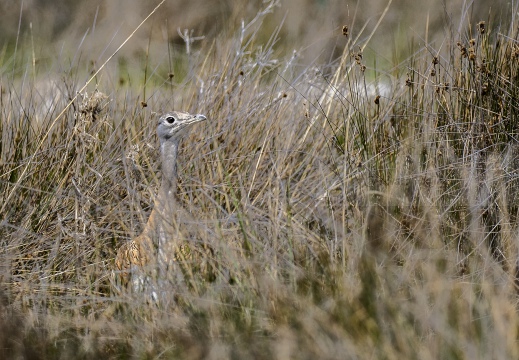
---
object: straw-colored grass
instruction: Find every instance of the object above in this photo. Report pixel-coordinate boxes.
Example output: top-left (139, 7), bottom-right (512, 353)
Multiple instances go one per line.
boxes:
top-left (1, 0), bottom-right (519, 358)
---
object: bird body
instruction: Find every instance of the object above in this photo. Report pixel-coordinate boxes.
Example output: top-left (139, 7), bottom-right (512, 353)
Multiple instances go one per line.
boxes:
top-left (114, 111), bottom-right (206, 292)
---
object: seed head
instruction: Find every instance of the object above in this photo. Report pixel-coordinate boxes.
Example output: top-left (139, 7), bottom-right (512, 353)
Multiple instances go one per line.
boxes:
top-left (477, 21), bottom-right (486, 34)
top-left (342, 25), bottom-right (349, 37)
top-left (457, 42), bottom-right (468, 58)
top-left (405, 74), bottom-right (412, 87)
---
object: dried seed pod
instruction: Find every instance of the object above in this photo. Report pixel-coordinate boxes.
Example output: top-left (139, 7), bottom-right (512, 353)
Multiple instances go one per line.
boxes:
top-left (342, 25), bottom-right (349, 37)
top-left (477, 21), bottom-right (486, 34)
top-left (457, 41), bottom-right (468, 58)
top-left (405, 74), bottom-right (412, 87)
top-left (354, 53), bottom-right (362, 64)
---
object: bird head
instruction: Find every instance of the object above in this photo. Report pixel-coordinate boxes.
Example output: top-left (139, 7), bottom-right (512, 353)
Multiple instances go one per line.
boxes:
top-left (157, 111), bottom-right (207, 143)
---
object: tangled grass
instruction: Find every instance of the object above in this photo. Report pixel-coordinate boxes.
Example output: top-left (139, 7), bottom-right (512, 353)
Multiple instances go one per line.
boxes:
top-left (1, 1), bottom-right (519, 358)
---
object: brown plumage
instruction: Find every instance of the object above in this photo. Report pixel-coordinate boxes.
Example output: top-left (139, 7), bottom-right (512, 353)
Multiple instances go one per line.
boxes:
top-left (114, 232), bottom-right (153, 282)
top-left (113, 111), bottom-right (206, 290)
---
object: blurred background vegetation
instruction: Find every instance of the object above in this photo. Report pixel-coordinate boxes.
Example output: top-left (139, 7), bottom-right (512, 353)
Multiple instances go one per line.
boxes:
top-left (0, 0), bottom-right (512, 68)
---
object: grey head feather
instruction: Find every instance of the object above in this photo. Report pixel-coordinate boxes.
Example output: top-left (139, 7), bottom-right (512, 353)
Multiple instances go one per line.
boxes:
top-left (157, 111), bottom-right (207, 143)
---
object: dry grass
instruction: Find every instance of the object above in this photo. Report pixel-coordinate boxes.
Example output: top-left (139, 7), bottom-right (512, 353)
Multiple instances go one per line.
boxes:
top-left (1, 0), bottom-right (519, 358)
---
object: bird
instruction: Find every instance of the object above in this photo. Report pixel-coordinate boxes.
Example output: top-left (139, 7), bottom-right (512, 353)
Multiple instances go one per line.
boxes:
top-left (114, 111), bottom-right (207, 293)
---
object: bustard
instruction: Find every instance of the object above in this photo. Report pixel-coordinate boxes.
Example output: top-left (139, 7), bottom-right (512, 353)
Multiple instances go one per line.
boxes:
top-left (114, 111), bottom-right (206, 292)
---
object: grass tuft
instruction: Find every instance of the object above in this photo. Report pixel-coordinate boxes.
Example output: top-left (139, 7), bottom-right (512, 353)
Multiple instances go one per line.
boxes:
top-left (1, 0), bottom-right (519, 358)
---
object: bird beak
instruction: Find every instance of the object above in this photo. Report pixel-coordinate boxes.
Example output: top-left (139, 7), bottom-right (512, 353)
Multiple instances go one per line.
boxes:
top-left (181, 114), bottom-right (207, 128)
top-left (195, 114), bottom-right (207, 122)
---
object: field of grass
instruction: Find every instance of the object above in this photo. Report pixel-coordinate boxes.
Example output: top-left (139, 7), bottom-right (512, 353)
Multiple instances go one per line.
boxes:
top-left (1, 0), bottom-right (519, 358)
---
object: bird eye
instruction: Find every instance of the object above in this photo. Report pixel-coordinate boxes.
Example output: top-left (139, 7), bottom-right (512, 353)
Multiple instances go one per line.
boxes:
top-left (165, 116), bottom-right (176, 124)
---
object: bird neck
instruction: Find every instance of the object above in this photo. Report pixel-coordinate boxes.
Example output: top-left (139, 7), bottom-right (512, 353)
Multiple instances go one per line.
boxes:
top-left (157, 139), bottom-right (179, 209)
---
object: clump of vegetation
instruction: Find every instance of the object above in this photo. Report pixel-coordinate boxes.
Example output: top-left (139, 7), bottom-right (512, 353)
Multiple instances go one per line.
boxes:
top-left (1, 0), bottom-right (519, 358)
